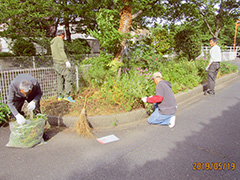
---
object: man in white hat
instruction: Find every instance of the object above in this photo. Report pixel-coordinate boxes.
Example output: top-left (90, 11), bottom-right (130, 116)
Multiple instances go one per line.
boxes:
top-left (142, 72), bottom-right (177, 128)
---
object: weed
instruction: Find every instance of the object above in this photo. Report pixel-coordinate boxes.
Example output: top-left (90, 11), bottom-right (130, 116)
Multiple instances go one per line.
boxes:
top-left (0, 101), bottom-right (10, 125)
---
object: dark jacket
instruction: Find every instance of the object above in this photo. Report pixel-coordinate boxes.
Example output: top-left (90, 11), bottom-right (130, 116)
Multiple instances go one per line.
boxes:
top-left (7, 74), bottom-right (42, 116)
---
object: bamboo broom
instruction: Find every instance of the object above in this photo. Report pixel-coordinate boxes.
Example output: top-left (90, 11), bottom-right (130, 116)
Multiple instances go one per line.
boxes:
top-left (75, 95), bottom-right (94, 138)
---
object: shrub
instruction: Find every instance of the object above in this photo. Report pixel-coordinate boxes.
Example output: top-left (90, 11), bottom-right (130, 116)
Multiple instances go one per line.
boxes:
top-left (80, 52), bottom-right (114, 87)
top-left (11, 39), bottom-right (36, 56)
top-left (194, 57), bottom-right (209, 83)
top-left (0, 101), bottom-right (10, 125)
top-left (88, 9), bottom-right (123, 54)
top-left (65, 38), bottom-right (91, 64)
top-left (218, 61), bottom-right (238, 76)
top-left (123, 40), bottom-right (165, 71)
top-left (79, 55), bottom-right (238, 112)
top-left (98, 67), bottom-right (154, 111)
top-left (150, 26), bottom-right (174, 56)
top-left (174, 28), bottom-right (202, 61)
top-left (0, 52), bottom-right (15, 57)
top-left (158, 60), bottom-right (203, 93)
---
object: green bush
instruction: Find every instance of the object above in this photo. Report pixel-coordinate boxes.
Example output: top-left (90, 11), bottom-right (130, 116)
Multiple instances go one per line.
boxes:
top-left (80, 52), bottom-right (114, 86)
top-left (98, 67), bottom-right (154, 111)
top-left (11, 39), bottom-right (36, 56)
top-left (0, 52), bottom-right (15, 57)
top-left (174, 28), bottom-right (202, 61)
top-left (0, 101), bottom-right (10, 125)
top-left (80, 54), bottom-right (238, 112)
top-left (65, 38), bottom-right (91, 64)
top-left (193, 57), bottom-right (209, 82)
top-left (157, 60), bottom-right (203, 93)
top-left (123, 40), bottom-right (165, 71)
top-left (150, 26), bottom-right (174, 56)
top-left (219, 61), bottom-right (238, 76)
top-left (88, 9), bottom-right (123, 54)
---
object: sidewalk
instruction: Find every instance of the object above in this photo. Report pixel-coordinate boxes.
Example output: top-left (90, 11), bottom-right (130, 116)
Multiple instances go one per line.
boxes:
top-left (47, 72), bottom-right (240, 128)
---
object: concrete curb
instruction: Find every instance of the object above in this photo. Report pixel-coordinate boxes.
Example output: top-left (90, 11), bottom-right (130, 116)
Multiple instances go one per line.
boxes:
top-left (47, 72), bottom-right (240, 128)
top-left (175, 72), bottom-right (240, 110)
top-left (47, 108), bottom-right (148, 128)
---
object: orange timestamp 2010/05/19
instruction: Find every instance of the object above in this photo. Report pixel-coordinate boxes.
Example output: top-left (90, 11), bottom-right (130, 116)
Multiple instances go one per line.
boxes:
top-left (192, 162), bottom-right (236, 171)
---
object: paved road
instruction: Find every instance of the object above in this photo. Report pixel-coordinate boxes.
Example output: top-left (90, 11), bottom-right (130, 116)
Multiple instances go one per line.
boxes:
top-left (1, 64), bottom-right (240, 180)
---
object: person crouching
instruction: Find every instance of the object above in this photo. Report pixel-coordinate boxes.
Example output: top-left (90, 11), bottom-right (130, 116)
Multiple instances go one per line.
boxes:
top-left (142, 72), bottom-right (177, 128)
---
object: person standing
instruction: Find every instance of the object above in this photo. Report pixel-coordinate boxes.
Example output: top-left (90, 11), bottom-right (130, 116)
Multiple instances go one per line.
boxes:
top-left (205, 37), bottom-right (222, 96)
top-left (7, 73), bottom-right (42, 125)
top-left (50, 30), bottom-right (75, 102)
top-left (142, 72), bottom-right (177, 128)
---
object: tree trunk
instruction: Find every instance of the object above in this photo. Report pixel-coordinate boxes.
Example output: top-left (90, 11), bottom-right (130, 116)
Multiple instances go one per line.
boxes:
top-left (64, 20), bottom-right (71, 42)
top-left (115, 0), bottom-right (132, 78)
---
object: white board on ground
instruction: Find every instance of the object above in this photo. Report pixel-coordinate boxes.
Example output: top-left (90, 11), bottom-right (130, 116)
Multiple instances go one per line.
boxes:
top-left (97, 134), bottom-right (119, 144)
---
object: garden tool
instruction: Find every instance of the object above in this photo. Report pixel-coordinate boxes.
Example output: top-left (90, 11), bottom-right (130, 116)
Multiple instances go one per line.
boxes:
top-left (75, 95), bottom-right (94, 138)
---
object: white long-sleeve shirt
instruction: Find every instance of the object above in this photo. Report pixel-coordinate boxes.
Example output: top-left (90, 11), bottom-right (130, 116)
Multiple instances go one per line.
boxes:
top-left (209, 45), bottom-right (222, 64)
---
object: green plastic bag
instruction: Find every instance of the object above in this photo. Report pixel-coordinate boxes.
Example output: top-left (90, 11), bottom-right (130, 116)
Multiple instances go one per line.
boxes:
top-left (6, 114), bottom-right (47, 148)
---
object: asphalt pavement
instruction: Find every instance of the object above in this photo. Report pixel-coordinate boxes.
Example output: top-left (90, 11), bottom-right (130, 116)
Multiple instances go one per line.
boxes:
top-left (1, 60), bottom-right (240, 180)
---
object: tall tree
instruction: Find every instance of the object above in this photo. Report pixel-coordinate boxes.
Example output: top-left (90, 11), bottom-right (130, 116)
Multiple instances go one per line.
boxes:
top-left (165, 0), bottom-right (240, 38)
top-left (0, 0), bottom-right (59, 51)
top-left (88, 0), bottom-right (166, 77)
top-left (115, 0), bottom-right (167, 77)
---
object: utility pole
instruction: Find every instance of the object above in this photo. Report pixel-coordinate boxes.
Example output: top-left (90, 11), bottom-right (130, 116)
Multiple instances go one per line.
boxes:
top-left (233, 18), bottom-right (240, 52)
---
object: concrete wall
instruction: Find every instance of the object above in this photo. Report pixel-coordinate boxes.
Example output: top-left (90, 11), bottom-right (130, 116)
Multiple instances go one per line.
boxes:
top-left (0, 57), bottom-right (18, 70)
top-left (0, 56), bottom-right (53, 71)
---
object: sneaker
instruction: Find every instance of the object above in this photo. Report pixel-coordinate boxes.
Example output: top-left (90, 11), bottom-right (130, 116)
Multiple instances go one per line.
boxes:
top-left (204, 90), bottom-right (215, 96)
top-left (64, 96), bottom-right (76, 102)
top-left (58, 96), bottom-right (63, 101)
top-left (169, 116), bottom-right (176, 128)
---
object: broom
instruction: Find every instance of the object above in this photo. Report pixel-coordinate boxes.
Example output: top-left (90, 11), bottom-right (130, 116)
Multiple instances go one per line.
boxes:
top-left (75, 95), bottom-right (94, 138)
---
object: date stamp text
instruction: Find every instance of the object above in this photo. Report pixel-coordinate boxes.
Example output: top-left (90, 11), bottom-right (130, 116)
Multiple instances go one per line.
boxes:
top-left (193, 162), bottom-right (236, 170)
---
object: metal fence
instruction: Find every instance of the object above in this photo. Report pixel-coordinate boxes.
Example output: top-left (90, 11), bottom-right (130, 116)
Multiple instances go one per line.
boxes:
top-left (0, 54), bottom-right (99, 105)
top-left (0, 67), bottom-right (57, 104)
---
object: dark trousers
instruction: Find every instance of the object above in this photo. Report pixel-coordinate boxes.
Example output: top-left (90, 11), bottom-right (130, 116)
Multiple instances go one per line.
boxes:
top-left (208, 62), bottom-right (220, 93)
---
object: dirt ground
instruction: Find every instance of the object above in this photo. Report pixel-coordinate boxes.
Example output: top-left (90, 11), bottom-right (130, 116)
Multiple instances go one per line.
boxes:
top-left (40, 89), bottom-right (132, 117)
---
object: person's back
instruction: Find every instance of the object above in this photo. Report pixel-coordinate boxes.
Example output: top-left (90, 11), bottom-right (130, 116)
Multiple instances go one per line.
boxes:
top-left (156, 80), bottom-right (177, 115)
top-left (50, 30), bottom-right (75, 103)
top-left (50, 36), bottom-right (67, 64)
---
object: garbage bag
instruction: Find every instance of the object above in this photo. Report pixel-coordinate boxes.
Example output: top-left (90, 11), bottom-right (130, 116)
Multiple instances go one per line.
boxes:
top-left (6, 114), bottom-right (47, 148)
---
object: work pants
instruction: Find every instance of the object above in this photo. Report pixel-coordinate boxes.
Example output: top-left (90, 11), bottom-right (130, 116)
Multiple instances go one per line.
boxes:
top-left (53, 63), bottom-right (73, 97)
top-left (148, 103), bottom-right (175, 125)
top-left (208, 62), bottom-right (220, 94)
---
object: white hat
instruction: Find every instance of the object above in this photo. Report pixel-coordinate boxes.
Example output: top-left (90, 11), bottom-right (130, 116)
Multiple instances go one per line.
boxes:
top-left (152, 72), bottom-right (162, 79)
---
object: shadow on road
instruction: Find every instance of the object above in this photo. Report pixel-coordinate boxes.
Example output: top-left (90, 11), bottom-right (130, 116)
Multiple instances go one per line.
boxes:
top-left (67, 101), bottom-right (240, 180)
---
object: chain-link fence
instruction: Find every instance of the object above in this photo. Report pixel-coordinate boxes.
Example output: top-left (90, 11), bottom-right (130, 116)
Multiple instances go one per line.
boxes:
top-left (0, 67), bottom-right (57, 104)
